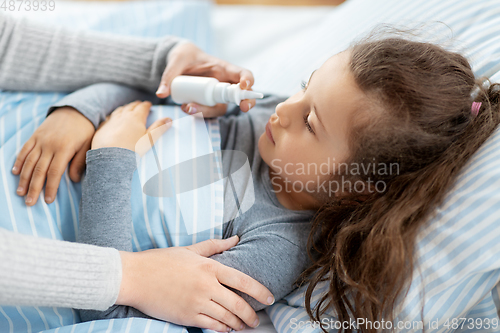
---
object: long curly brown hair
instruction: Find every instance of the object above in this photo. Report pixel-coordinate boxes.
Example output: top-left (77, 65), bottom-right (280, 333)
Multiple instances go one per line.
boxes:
top-left (298, 37), bottom-right (500, 332)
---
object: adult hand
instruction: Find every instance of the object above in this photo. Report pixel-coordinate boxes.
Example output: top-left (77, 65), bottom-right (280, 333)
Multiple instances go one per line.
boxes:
top-left (117, 236), bottom-right (275, 332)
top-left (91, 100), bottom-right (171, 151)
top-left (12, 107), bottom-right (94, 206)
top-left (156, 42), bottom-right (257, 118)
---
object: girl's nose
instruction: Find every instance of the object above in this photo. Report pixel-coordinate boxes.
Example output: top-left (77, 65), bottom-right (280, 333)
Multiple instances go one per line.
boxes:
top-left (275, 102), bottom-right (291, 128)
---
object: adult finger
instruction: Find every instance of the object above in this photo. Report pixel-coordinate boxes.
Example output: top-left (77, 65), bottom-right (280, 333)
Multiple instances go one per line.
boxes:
top-left (238, 70), bottom-right (255, 90)
top-left (211, 285), bottom-right (260, 329)
top-left (46, 152), bottom-right (73, 204)
top-left (12, 138), bottom-right (36, 175)
top-left (187, 235), bottom-right (239, 257)
top-left (181, 103), bottom-right (228, 118)
top-left (216, 264), bottom-right (274, 308)
top-left (239, 99), bottom-right (257, 113)
top-left (25, 151), bottom-right (53, 206)
top-left (69, 142), bottom-right (90, 183)
top-left (16, 147), bottom-right (42, 197)
top-left (157, 52), bottom-right (189, 98)
top-left (194, 314), bottom-right (230, 333)
top-left (202, 301), bottom-right (245, 331)
top-left (217, 62), bottom-right (254, 88)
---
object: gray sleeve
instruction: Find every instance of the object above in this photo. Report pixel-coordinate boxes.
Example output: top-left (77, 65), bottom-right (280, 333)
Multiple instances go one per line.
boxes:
top-left (0, 228), bottom-right (122, 311)
top-left (77, 147), bottom-right (151, 320)
top-left (0, 13), bottom-right (182, 93)
top-left (209, 223), bottom-right (312, 312)
top-left (47, 83), bottom-right (161, 129)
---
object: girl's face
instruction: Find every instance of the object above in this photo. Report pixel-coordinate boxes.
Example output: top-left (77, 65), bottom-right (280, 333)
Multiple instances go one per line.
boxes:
top-left (258, 51), bottom-right (366, 210)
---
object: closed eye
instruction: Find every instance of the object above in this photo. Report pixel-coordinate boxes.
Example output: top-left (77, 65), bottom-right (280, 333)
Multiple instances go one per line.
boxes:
top-left (301, 80), bottom-right (308, 91)
top-left (304, 111), bottom-right (315, 134)
top-left (300, 81), bottom-right (307, 92)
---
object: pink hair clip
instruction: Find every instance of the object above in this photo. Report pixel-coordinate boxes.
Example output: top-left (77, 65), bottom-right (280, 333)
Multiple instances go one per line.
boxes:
top-left (471, 102), bottom-right (482, 117)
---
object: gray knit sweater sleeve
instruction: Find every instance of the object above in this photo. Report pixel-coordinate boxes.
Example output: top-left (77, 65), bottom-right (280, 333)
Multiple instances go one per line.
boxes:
top-left (0, 13), bottom-right (181, 93)
top-left (0, 228), bottom-right (122, 310)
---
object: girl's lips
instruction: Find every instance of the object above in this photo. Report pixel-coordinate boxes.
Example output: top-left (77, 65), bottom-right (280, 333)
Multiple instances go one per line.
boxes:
top-left (266, 120), bottom-right (275, 144)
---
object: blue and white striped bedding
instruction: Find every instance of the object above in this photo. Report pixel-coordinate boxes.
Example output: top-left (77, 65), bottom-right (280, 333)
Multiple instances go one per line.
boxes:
top-left (263, 0), bottom-right (500, 332)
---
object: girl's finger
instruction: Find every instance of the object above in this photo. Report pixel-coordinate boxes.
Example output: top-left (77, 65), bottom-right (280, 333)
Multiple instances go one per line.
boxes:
top-left (134, 101), bottom-right (153, 123)
top-left (182, 103), bottom-right (228, 118)
top-left (147, 117), bottom-right (172, 134)
top-left (135, 118), bottom-right (172, 156)
top-left (68, 142), bottom-right (90, 184)
top-left (12, 138), bottom-right (36, 175)
top-left (147, 118), bottom-right (173, 147)
top-left (45, 152), bottom-right (73, 204)
top-left (194, 314), bottom-right (230, 333)
top-left (201, 301), bottom-right (245, 331)
top-left (25, 151), bottom-right (53, 206)
top-left (123, 100), bottom-right (142, 113)
top-left (16, 147), bottom-right (42, 197)
top-left (239, 99), bottom-right (257, 113)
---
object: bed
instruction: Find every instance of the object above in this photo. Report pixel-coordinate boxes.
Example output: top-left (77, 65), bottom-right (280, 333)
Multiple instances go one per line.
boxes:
top-left (1, 0), bottom-right (500, 332)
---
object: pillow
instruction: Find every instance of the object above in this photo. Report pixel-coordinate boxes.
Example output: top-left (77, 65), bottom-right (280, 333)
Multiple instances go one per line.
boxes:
top-left (0, 1), bottom-right (224, 333)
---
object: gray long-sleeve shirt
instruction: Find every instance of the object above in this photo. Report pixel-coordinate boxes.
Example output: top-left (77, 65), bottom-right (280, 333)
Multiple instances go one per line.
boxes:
top-left (0, 13), bottom-right (181, 310)
top-left (70, 83), bottom-right (316, 318)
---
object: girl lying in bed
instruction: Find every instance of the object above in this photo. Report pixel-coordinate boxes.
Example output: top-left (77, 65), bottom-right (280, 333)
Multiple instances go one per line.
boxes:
top-left (14, 35), bottom-right (500, 332)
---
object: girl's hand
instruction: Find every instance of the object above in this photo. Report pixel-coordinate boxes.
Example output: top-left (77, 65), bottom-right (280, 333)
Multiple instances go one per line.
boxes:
top-left (91, 100), bottom-right (172, 151)
top-left (12, 107), bottom-right (94, 206)
top-left (157, 42), bottom-right (257, 118)
top-left (118, 236), bottom-right (274, 332)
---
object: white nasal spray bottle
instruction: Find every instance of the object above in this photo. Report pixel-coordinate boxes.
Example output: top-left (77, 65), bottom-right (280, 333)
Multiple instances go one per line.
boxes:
top-left (170, 76), bottom-right (264, 107)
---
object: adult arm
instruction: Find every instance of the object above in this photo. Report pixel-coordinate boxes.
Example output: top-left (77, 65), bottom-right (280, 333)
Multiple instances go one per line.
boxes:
top-left (0, 227), bottom-right (121, 310)
top-left (0, 12), bottom-right (181, 94)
